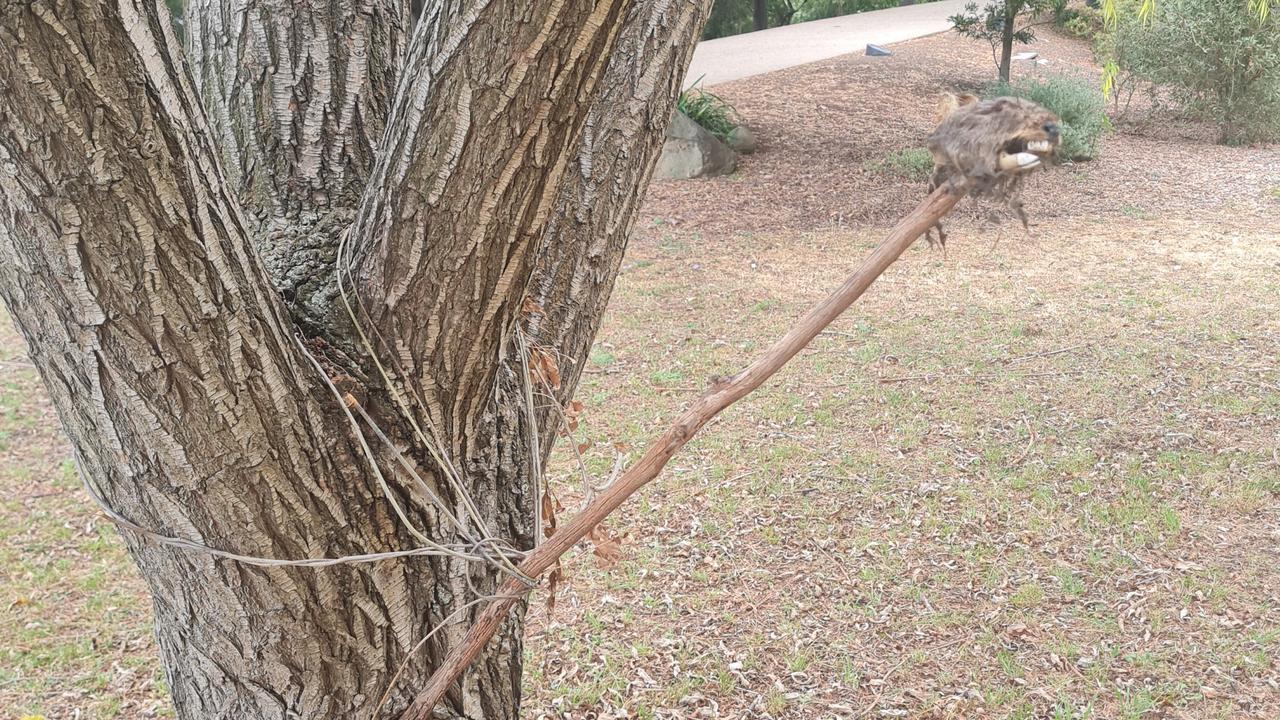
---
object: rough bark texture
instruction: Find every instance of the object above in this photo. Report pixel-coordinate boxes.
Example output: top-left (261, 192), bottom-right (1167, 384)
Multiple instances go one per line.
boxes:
top-left (525, 0), bottom-right (715, 456)
top-left (0, 0), bottom-right (709, 718)
top-left (0, 3), bottom-right (463, 718)
top-left (348, 0), bottom-right (632, 443)
top-left (185, 0), bottom-right (408, 332)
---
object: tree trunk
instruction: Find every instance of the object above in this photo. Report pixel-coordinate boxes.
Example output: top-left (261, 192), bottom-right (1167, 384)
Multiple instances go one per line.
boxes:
top-left (182, 0), bottom-right (409, 333)
top-left (0, 0), bottom-right (710, 718)
top-left (525, 0), bottom-right (715, 451)
top-left (1000, 7), bottom-right (1016, 82)
top-left (754, 0), bottom-right (768, 30)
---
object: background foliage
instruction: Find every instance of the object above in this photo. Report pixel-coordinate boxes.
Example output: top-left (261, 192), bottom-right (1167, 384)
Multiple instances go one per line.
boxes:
top-left (1107, 0), bottom-right (1280, 143)
top-left (703, 0), bottom-right (905, 39)
top-left (988, 73), bottom-right (1109, 160)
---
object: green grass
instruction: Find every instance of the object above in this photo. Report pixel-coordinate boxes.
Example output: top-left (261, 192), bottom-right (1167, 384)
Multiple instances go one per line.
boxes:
top-left (678, 78), bottom-right (740, 140)
top-left (866, 146), bottom-right (934, 181)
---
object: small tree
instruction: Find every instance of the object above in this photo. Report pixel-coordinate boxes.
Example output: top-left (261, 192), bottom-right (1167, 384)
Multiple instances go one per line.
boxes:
top-left (951, 0), bottom-right (1060, 81)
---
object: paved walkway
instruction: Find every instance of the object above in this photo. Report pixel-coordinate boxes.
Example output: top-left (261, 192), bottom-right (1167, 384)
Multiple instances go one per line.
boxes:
top-left (685, 0), bottom-right (968, 87)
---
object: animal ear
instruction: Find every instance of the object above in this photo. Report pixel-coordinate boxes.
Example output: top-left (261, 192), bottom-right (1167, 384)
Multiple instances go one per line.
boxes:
top-left (935, 93), bottom-right (960, 122)
top-left (935, 92), bottom-right (981, 122)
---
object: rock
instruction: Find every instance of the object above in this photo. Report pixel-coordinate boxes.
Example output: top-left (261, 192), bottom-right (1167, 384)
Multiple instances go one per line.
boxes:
top-left (725, 125), bottom-right (757, 154)
top-left (654, 111), bottom-right (736, 180)
top-left (866, 44), bottom-right (892, 57)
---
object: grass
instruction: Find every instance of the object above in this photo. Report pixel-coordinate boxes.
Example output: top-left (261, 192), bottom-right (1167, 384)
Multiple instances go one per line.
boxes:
top-left (0, 340), bottom-right (168, 717)
top-left (865, 146), bottom-right (934, 181)
top-left (514, 212), bottom-right (1280, 718)
top-left (677, 78), bottom-right (740, 141)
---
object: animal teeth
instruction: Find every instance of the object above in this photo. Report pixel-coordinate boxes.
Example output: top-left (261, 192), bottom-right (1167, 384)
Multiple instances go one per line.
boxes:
top-left (1027, 140), bottom-right (1051, 152)
top-left (998, 151), bottom-right (1042, 171)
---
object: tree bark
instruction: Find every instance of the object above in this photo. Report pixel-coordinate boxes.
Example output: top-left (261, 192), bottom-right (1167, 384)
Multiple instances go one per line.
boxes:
top-left (1000, 5), bottom-right (1016, 82)
top-left (0, 3), bottom-right (471, 717)
top-left (754, 0), bottom-right (769, 30)
top-left (184, 0), bottom-right (409, 332)
top-left (524, 0), bottom-right (715, 455)
top-left (0, 0), bottom-right (710, 718)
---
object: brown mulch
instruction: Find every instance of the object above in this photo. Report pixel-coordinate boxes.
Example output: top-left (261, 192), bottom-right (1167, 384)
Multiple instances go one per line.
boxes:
top-left (640, 29), bottom-right (1280, 236)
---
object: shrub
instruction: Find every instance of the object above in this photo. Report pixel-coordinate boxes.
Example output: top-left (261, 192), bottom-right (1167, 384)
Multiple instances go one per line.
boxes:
top-left (987, 74), bottom-right (1108, 160)
top-left (677, 80), bottom-right (740, 141)
top-left (1111, 0), bottom-right (1280, 144)
top-left (1055, 4), bottom-right (1104, 38)
top-left (867, 147), bottom-right (934, 181)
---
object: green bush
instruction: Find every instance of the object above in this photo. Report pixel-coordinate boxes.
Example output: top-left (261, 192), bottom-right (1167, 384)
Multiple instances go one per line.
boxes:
top-left (677, 81), bottom-right (740, 141)
top-left (703, 0), bottom-right (898, 40)
top-left (1110, 0), bottom-right (1280, 144)
top-left (987, 74), bottom-right (1108, 160)
top-left (1055, 4), bottom-right (1104, 38)
top-left (866, 147), bottom-right (934, 181)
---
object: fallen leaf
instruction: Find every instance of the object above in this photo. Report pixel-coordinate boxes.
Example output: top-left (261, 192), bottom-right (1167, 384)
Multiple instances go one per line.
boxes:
top-left (588, 524), bottom-right (624, 568)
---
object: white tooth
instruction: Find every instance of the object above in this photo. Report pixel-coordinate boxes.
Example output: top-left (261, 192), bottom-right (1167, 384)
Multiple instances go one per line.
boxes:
top-left (999, 152), bottom-right (1042, 171)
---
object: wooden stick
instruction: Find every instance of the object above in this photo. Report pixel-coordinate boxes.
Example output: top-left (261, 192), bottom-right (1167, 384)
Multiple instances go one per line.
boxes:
top-left (398, 182), bottom-right (969, 720)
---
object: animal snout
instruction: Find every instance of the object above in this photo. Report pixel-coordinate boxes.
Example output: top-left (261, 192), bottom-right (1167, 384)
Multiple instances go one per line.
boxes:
top-left (1042, 122), bottom-right (1060, 138)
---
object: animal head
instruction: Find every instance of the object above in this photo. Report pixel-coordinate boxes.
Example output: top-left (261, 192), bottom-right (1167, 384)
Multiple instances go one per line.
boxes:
top-left (927, 95), bottom-right (1060, 191)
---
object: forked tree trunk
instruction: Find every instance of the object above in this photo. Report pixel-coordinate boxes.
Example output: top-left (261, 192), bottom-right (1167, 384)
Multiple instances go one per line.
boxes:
top-left (0, 0), bottom-right (709, 718)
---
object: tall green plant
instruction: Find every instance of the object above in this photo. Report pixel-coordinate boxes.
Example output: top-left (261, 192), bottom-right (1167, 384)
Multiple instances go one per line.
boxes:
top-left (678, 81), bottom-right (742, 140)
top-left (1111, 0), bottom-right (1280, 143)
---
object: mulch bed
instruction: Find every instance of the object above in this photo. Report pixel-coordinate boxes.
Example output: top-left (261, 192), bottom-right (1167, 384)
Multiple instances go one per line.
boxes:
top-left (639, 29), bottom-right (1280, 236)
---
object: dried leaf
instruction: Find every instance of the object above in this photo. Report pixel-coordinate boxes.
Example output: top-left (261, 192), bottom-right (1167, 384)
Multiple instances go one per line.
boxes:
top-left (562, 398), bottom-right (584, 433)
top-left (588, 524), bottom-right (624, 568)
top-left (521, 296), bottom-right (545, 317)
top-left (527, 346), bottom-right (561, 390)
top-left (545, 562), bottom-right (563, 618)
top-left (540, 492), bottom-right (559, 538)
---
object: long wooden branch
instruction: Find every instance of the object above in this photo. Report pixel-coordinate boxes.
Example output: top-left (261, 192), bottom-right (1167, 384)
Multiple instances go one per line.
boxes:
top-left (398, 181), bottom-right (970, 720)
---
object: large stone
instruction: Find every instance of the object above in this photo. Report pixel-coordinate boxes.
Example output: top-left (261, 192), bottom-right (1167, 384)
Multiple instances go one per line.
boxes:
top-left (654, 111), bottom-right (737, 180)
top-left (726, 125), bottom-right (757, 154)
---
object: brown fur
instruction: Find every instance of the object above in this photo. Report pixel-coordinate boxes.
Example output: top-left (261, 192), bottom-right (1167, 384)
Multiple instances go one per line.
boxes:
top-left (923, 96), bottom-right (1061, 246)
top-left (933, 92), bottom-right (979, 123)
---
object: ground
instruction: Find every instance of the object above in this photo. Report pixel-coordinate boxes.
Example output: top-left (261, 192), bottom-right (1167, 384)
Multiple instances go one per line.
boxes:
top-left (2, 28), bottom-right (1279, 720)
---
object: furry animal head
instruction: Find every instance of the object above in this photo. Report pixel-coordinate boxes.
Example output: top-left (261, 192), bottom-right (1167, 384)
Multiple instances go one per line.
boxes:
top-left (926, 95), bottom-right (1060, 195)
